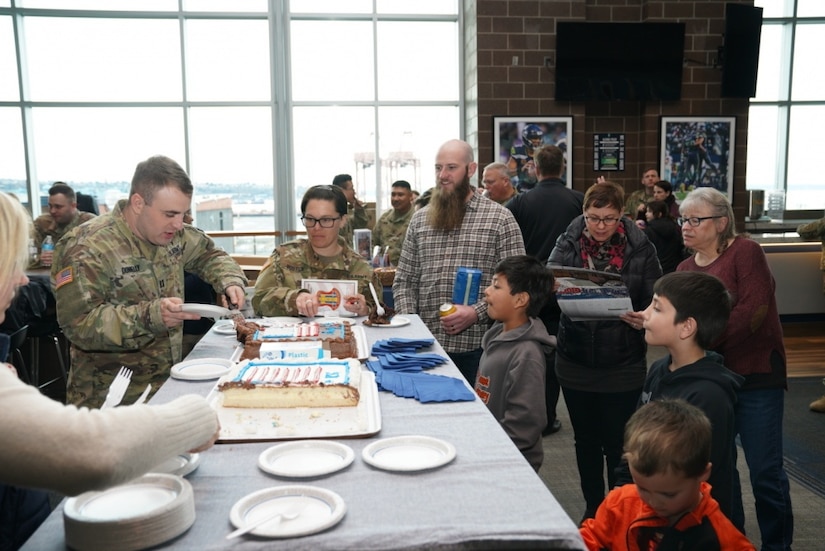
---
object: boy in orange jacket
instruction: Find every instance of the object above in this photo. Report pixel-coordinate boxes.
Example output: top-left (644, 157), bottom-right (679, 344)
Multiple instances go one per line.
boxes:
top-left (580, 399), bottom-right (754, 551)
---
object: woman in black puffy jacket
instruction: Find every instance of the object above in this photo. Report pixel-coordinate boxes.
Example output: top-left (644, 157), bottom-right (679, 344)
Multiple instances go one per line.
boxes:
top-left (547, 180), bottom-right (661, 523)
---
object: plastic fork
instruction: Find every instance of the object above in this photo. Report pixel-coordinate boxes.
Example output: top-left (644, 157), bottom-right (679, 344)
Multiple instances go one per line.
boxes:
top-left (225, 506), bottom-right (304, 540)
top-left (136, 384), bottom-right (152, 405)
top-left (101, 366), bottom-right (132, 409)
top-left (368, 282), bottom-right (385, 317)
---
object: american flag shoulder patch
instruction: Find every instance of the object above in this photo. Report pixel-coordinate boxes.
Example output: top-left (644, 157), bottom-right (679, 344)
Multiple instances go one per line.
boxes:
top-left (54, 267), bottom-right (74, 289)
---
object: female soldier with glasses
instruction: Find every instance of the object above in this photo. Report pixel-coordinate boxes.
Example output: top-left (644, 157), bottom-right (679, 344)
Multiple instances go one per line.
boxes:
top-left (252, 185), bottom-right (381, 318)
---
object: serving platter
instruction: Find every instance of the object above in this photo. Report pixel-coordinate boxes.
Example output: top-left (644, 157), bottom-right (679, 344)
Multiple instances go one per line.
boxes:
top-left (208, 369), bottom-right (381, 442)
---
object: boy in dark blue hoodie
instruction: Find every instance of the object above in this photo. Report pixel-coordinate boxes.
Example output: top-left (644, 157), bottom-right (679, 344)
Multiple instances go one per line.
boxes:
top-left (629, 271), bottom-right (744, 528)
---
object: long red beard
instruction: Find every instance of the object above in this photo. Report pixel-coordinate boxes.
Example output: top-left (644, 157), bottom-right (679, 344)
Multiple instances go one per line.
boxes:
top-left (427, 174), bottom-right (471, 231)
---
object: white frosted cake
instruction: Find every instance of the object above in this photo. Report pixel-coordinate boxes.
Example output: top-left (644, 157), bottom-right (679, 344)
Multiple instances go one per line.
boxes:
top-left (217, 359), bottom-right (361, 408)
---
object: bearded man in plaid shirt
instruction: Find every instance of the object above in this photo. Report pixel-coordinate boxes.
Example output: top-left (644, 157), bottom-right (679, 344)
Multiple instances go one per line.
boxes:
top-left (393, 139), bottom-right (525, 384)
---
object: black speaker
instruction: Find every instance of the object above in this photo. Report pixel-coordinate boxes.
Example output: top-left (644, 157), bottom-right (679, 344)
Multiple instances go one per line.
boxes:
top-left (721, 3), bottom-right (763, 98)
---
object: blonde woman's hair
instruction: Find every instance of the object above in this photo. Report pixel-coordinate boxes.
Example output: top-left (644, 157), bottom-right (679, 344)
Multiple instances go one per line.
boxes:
top-left (0, 192), bottom-right (32, 284)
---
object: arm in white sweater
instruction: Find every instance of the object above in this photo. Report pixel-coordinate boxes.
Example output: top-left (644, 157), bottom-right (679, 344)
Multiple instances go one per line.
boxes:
top-left (0, 367), bottom-right (218, 496)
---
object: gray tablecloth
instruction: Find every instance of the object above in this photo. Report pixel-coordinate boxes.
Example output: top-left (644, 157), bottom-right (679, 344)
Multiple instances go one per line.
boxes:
top-left (24, 315), bottom-right (584, 550)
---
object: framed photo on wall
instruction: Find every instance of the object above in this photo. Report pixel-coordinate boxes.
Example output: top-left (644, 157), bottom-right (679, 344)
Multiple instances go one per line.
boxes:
top-left (493, 116), bottom-right (573, 190)
top-left (659, 116), bottom-right (735, 202)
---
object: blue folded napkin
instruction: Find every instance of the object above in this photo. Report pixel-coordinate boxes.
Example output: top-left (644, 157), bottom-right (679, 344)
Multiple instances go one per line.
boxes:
top-left (366, 359), bottom-right (475, 403)
top-left (371, 337), bottom-right (434, 356)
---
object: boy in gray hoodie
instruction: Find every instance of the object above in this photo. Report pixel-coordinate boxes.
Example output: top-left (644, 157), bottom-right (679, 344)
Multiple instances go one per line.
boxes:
top-left (474, 255), bottom-right (556, 471)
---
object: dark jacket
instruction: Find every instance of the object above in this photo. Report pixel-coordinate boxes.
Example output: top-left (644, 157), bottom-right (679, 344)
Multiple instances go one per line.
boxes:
top-left (643, 217), bottom-right (685, 274)
top-left (623, 351), bottom-right (744, 522)
top-left (547, 216), bottom-right (661, 369)
top-left (506, 177), bottom-right (584, 334)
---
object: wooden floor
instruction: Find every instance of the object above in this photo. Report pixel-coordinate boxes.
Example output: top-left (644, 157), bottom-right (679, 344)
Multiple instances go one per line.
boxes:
top-left (784, 321), bottom-right (825, 378)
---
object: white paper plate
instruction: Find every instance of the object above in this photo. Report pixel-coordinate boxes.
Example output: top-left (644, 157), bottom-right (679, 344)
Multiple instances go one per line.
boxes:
top-left (229, 485), bottom-right (346, 538)
top-left (362, 435), bottom-right (456, 472)
top-left (64, 473), bottom-right (194, 551)
top-left (258, 441), bottom-right (354, 478)
top-left (170, 357), bottom-right (233, 380)
top-left (180, 303), bottom-right (233, 318)
top-left (213, 320), bottom-right (236, 335)
top-left (150, 453), bottom-right (201, 477)
top-left (365, 315), bottom-right (411, 328)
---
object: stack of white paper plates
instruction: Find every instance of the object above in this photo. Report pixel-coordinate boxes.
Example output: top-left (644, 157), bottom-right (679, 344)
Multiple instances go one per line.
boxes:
top-left (63, 473), bottom-right (195, 551)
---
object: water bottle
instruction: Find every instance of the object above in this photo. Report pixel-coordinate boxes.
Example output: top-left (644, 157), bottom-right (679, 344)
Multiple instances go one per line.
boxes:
top-left (40, 235), bottom-right (54, 268)
top-left (28, 238), bottom-right (39, 266)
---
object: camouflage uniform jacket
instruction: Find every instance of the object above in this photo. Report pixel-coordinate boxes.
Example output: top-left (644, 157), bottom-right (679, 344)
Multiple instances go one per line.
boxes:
top-left (624, 188), bottom-right (652, 217)
top-left (52, 199), bottom-right (247, 408)
top-left (339, 202), bottom-right (369, 246)
top-left (252, 236), bottom-right (382, 317)
top-left (32, 210), bottom-right (96, 249)
top-left (372, 207), bottom-right (414, 266)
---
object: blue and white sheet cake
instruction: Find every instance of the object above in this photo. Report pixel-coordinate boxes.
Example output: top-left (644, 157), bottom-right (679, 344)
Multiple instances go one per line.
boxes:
top-left (217, 359), bottom-right (361, 408)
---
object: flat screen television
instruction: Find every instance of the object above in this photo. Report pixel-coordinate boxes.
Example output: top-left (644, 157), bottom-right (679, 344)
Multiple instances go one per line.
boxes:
top-left (555, 22), bottom-right (686, 101)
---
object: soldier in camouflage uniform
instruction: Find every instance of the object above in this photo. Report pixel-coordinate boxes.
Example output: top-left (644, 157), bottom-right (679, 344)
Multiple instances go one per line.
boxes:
top-left (52, 156), bottom-right (247, 409)
top-left (623, 168), bottom-right (659, 218)
top-left (30, 182), bottom-right (96, 265)
top-left (253, 185), bottom-right (381, 317)
top-left (332, 174), bottom-right (369, 246)
top-left (372, 180), bottom-right (414, 267)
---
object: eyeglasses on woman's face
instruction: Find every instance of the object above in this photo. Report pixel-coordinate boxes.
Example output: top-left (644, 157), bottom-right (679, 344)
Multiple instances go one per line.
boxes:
top-left (584, 215), bottom-right (620, 227)
top-left (677, 215), bottom-right (724, 227)
top-left (300, 215), bottom-right (341, 228)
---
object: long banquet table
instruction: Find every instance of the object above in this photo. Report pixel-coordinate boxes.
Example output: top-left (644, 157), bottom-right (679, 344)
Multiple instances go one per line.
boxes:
top-left (24, 314), bottom-right (585, 550)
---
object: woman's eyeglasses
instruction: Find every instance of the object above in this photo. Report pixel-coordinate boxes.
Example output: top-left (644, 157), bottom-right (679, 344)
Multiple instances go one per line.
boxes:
top-left (584, 215), bottom-right (620, 227)
top-left (300, 215), bottom-right (341, 228)
top-left (677, 216), bottom-right (724, 227)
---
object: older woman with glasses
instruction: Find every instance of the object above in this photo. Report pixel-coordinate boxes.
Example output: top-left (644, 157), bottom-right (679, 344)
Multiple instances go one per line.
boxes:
top-left (252, 185), bottom-right (381, 317)
top-left (547, 180), bottom-right (661, 523)
top-left (677, 187), bottom-right (792, 550)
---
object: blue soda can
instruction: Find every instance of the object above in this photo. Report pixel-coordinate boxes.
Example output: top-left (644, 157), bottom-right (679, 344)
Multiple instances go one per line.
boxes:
top-left (452, 267), bottom-right (482, 305)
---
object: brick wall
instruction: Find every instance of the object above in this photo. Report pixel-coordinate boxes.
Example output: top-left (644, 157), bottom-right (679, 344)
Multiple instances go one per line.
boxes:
top-left (471, 0), bottom-right (754, 222)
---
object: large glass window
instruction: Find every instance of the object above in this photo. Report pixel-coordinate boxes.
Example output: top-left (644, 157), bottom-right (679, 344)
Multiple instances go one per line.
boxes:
top-left (748, 1), bottom-right (825, 211)
top-left (0, 3), bottom-right (461, 252)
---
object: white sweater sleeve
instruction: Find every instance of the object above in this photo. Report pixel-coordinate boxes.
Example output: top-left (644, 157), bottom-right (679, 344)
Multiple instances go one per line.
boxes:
top-left (0, 367), bottom-right (218, 496)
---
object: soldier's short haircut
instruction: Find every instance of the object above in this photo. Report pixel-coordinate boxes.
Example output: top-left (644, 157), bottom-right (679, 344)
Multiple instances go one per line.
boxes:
top-left (331, 174), bottom-right (353, 188)
top-left (130, 155), bottom-right (193, 205)
top-left (49, 182), bottom-right (76, 202)
top-left (301, 185), bottom-right (348, 217)
top-left (391, 180), bottom-right (411, 191)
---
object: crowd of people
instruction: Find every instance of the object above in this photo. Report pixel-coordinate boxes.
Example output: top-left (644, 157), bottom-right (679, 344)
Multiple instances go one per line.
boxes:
top-left (1, 138), bottom-right (803, 551)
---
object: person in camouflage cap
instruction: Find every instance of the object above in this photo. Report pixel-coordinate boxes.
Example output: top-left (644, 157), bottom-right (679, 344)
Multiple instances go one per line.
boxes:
top-left (30, 182), bottom-right (96, 267)
top-left (372, 180), bottom-right (414, 267)
top-left (253, 185), bottom-right (381, 317)
top-left (332, 174), bottom-right (369, 246)
top-left (52, 155), bottom-right (247, 409)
